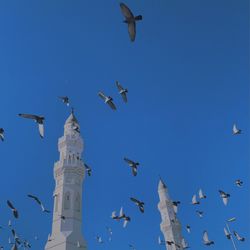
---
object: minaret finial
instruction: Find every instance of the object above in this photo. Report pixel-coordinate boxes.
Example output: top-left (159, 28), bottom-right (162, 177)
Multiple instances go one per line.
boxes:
top-left (71, 107), bottom-right (74, 114)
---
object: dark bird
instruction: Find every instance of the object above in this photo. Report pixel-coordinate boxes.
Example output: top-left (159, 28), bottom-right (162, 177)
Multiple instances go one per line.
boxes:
top-left (18, 113), bottom-right (45, 138)
top-left (58, 96), bottom-right (70, 106)
top-left (116, 81), bottom-right (128, 103)
top-left (235, 179), bottom-right (243, 187)
top-left (203, 231), bottom-right (214, 246)
top-left (233, 231), bottom-right (245, 241)
top-left (124, 158), bottom-right (139, 176)
top-left (120, 3), bottom-right (142, 42)
top-left (0, 128), bottom-right (4, 141)
top-left (130, 197), bottom-right (145, 213)
top-left (27, 194), bottom-right (50, 213)
top-left (172, 201), bottom-right (181, 214)
top-left (196, 210), bottom-right (204, 218)
top-left (186, 225), bottom-right (191, 233)
top-left (84, 163), bottom-right (92, 176)
top-left (7, 200), bottom-right (19, 219)
top-left (98, 92), bottom-right (116, 110)
top-left (219, 190), bottom-right (230, 206)
top-left (119, 207), bottom-right (131, 228)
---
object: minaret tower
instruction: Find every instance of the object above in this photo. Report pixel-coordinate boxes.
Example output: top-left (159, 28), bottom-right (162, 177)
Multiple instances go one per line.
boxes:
top-left (45, 111), bottom-right (87, 250)
top-left (158, 178), bottom-right (183, 250)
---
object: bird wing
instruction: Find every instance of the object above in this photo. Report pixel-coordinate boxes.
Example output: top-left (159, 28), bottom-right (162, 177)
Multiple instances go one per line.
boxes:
top-left (124, 157), bottom-right (134, 164)
top-left (173, 204), bottom-right (178, 214)
top-left (203, 231), bottom-right (209, 242)
top-left (120, 3), bottom-right (134, 19)
top-left (132, 167), bottom-right (137, 176)
top-left (28, 194), bottom-right (41, 205)
top-left (119, 207), bottom-right (124, 217)
top-left (98, 92), bottom-right (107, 101)
top-left (192, 195), bottom-right (197, 204)
top-left (233, 231), bottom-right (240, 240)
top-left (0, 133), bottom-right (4, 141)
top-left (123, 219), bottom-right (128, 228)
top-left (222, 197), bottom-right (228, 206)
top-left (7, 200), bottom-right (15, 210)
top-left (38, 123), bottom-right (44, 138)
top-left (121, 92), bottom-right (128, 103)
top-left (116, 81), bottom-right (124, 91)
top-left (18, 114), bottom-right (38, 120)
top-left (198, 189), bottom-right (203, 198)
top-left (107, 100), bottom-right (117, 110)
top-left (130, 197), bottom-right (140, 204)
top-left (224, 228), bottom-right (230, 237)
top-left (233, 124), bottom-right (238, 133)
top-left (128, 22), bottom-right (136, 42)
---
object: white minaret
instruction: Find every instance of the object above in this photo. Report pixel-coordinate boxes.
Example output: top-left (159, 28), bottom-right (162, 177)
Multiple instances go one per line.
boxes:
top-left (158, 178), bottom-right (183, 250)
top-left (45, 111), bottom-right (87, 250)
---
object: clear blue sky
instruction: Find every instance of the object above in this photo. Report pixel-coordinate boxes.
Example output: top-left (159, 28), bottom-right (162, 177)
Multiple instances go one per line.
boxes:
top-left (0, 0), bottom-right (249, 249)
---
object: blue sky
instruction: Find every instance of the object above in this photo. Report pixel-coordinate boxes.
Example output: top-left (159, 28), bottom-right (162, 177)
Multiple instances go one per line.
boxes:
top-left (0, 0), bottom-right (249, 249)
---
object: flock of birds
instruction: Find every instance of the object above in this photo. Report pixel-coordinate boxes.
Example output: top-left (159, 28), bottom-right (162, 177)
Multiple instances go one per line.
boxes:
top-left (0, 2), bottom-right (247, 250)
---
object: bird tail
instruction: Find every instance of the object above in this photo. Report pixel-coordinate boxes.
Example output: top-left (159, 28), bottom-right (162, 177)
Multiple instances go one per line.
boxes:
top-left (135, 15), bottom-right (142, 21)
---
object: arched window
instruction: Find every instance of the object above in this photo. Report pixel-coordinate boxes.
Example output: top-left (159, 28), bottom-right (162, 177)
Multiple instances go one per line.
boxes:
top-left (75, 192), bottom-right (81, 212)
top-left (64, 191), bottom-right (71, 210)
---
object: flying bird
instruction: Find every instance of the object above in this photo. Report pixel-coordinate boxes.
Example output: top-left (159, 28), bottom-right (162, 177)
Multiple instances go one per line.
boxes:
top-left (7, 200), bottom-right (19, 219)
top-left (84, 163), bottom-right (92, 176)
top-left (120, 3), bottom-right (142, 42)
top-left (186, 225), bottom-right (191, 233)
top-left (106, 227), bottom-right (112, 242)
top-left (191, 195), bottom-right (200, 205)
top-left (130, 197), bottom-right (145, 213)
top-left (27, 194), bottom-right (50, 213)
top-left (181, 238), bottom-right (189, 249)
top-left (116, 81), bottom-right (128, 103)
top-left (235, 179), bottom-right (243, 187)
top-left (199, 189), bottom-right (207, 199)
top-left (18, 113), bottom-right (45, 138)
top-left (172, 201), bottom-right (181, 214)
top-left (233, 124), bottom-right (241, 135)
top-left (224, 228), bottom-right (231, 240)
top-left (58, 96), bottom-right (70, 106)
top-left (98, 92), bottom-right (116, 110)
top-left (111, 207), bottom-right (123, 221)
top-left (129, 244), bottom-right (136, 250)
top-left (124, 158), bottom-right (140, 176)
top-left (95, 236), bottom-right (104, 244)
top-left (219, 190), bottom-right (230, 206)
top-left (196, 210), bottom-right (204, 218)
top-left (233, 231), bottom-right (245, 242)
top-left (203, 231), bottom-right (214, 246)
top-left (0, 128), bottom-right (4, 141)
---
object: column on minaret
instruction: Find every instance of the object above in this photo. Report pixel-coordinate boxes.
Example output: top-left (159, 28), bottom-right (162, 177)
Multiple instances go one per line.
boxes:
top-left (158, 178), bottom-right (183, 250)
top-left (45, 112), bottom-right (87, 250)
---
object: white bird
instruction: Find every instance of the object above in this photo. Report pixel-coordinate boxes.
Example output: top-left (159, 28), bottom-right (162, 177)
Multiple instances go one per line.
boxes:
top-left (120, 3), bottom-right (142, 42)
top-left (233, 124), bottom-right (241, 135)
top-left (224, 228), bottom-right (231, 239)
top-left (0, 128), bottom-right (4, 141)
top-left (116, 81), bottom-right (128, 103)
top-left (98, 92), bottom-right (116, 110)
top-left (181, 238), bottom-right (189, 249)
top-left (18, 113), bottom-right (45, 138)
top-left (219, 190), bottom-right (230, 205)
top-left (199, 189), bottom-right (207, 199)
top-left (191, 195), bottom-right (200, 205)
top-left (227, 217), bottom-right (236, 222)
top-left (203, 231), bottom-right (214, 246)
top-left (233, 231), bottom-right (245, 241)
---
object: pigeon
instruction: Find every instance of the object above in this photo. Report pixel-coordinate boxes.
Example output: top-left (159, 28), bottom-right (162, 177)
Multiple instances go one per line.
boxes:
top-left (181, 238), bottom-right (189, 249)
top-left (98, 92), bottom-right (116, 110)
top-left (130, 197), bottom-right (145, 213)
top-left (203, 231), bottom-right (214, 246)
top-left (199, 189), bottom-right (207, 199)
top-left (116, 81), bottom-right (128, 103)
top-left (191, 195), bottom-right (200, 205)
top-left (120, 3), bottom-right (142, 42)
top-left (0, 128), bottom-right (4, 141)
top-left (219, 190), bottom-right (230, 206)
top-left (233, 124), bottom-right (241, 135)
top-left (18, 113), bottom-right (45, 138)
top-left (84, 163), bottom-right (92, 176)
top-left (172, 201), bottom-right (181, 214)
top-left (27, 194), bottom-right (50, 213)
top-left (224, 228), bottom-right (231, 239)
top-left (58, 96), bottom-right (70, 106)
top-left (227, 217), bottom-right (236, 222)
top-left (124, 158), bottom-right (139, 176)
top-left (233, 231), bottom-right (245, 241)
top-left (196, 210), bottom-right (204, 218)
top-left (235, 179), bottom-right (243, 187)
top-left (186, 225), bottom-right (191, 233)
top-left (119, 207), bottom-right (131, 228)
top-left (7, 200), bottom-right (19, 219)
top-left (111, 207), bottom-right (123, 221)
top-left (95, 236), bottom-right (104, 244)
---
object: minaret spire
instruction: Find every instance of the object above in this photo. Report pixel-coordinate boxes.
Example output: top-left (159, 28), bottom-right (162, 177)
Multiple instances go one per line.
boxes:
top-left (158, 177), bottom-right (184, 250)
top-left (45, 113), bottom-right (87, 250)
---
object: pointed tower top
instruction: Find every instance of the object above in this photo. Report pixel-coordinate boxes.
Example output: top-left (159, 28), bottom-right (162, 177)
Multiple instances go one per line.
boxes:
top-left (158, 176), bottom-right (167, 190)
top-left (65, 108), bottom-right (79, 125)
